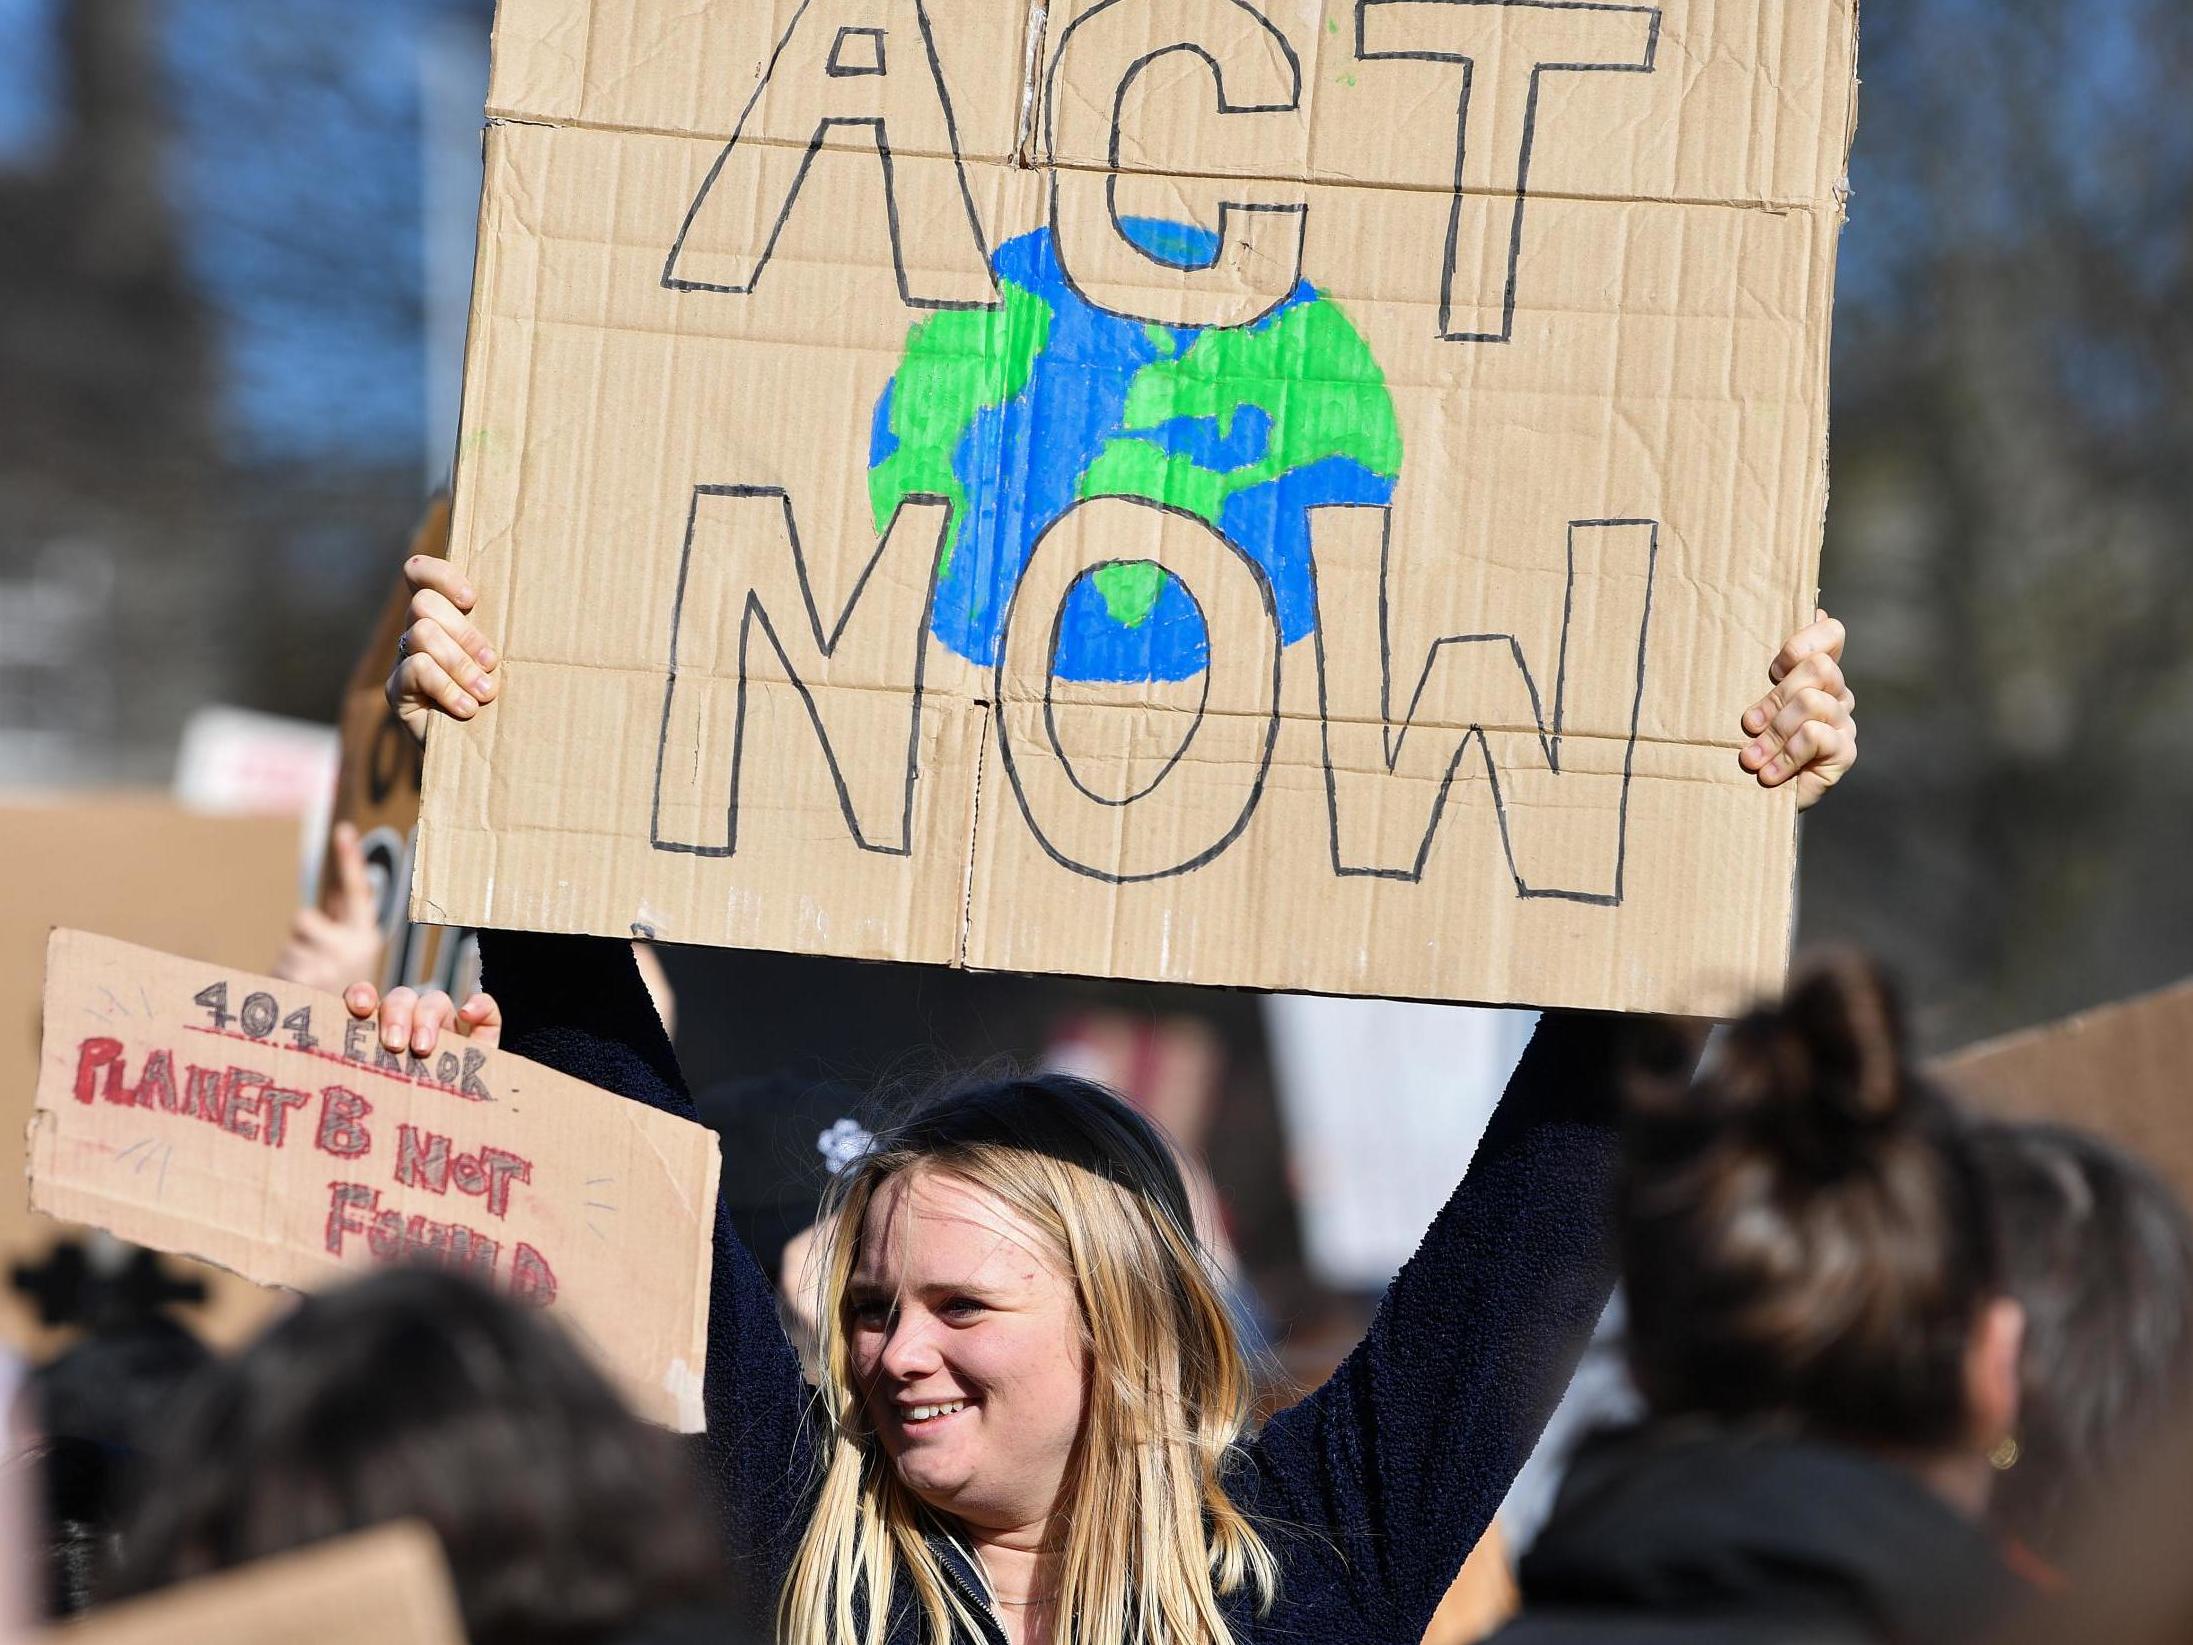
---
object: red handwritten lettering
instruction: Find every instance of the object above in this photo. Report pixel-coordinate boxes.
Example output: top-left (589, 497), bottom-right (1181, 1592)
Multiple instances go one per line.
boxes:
top-left (442, 1223), bottom-right (501, 1281)
top-left (219, 1068), bottom-right (269, 1142)
top-left (322, 1183), bottom-right (511, 1289)
top-left (366, 1206), bottom-right (406, 1261)
top-left (449, 1149), bottom-right (487, 1195)
top-left (72, 1038), bottom-right (125, 1106)
top-left (479, 1148), bottom-right (531, 1219)
top-left (404, 1214), bottom-right (500, 1281)
top-left (132, 1049), bottom-right (178, 1112)
top-left (510, 1241), bottom-right (558, 1307)
top-left (394, 1124), bottom-right (450, 1194)
top-left (325, 1181), bottom-right (377, 1255)
top-left (315, 1086), bottom-right (372, 1158)
top-left (262, 1087), bottom-right (309, 1147)
top-left (180, 1063), bottom-right (226, 1125)
top-left (392, 1127), bottom-right (533, 1220)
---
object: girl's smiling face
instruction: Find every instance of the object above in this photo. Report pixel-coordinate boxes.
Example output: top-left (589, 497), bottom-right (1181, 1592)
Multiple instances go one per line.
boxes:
top-left (847, 1168), bottom-right (1090, 1532)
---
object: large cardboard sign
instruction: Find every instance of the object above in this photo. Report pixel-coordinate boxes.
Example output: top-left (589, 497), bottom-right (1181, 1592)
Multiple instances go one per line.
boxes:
top-left (419, 0), bottom-right (1858, 1015)
top-left (52, 1522), bottom-right (464, 1645)
top-left (1937, 977), bottom-right (2193, 1209)
top-left (29, 930), bottom-right (718, 1429)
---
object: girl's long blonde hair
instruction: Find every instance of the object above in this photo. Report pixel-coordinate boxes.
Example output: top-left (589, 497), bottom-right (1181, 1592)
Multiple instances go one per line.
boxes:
top-left (781, 1073), bottom-right (1277, 1645)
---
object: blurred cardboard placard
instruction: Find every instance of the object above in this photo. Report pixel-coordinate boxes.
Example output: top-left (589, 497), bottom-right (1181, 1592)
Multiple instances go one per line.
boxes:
top-left (327, 495), bottom-right (476, 996)
top-left (1937, 977), bottom-right (2193, 1206)
top-left (1265, 993), bottom-right (1533, 1289)
top-left (0, 795), bottom-right (298, 1354)
top-left (173, 707), bottom-right (341, 900)
top-left (30, 929), bottom-right (719, 1429)
top-left (419, 0), bottom-right (1858, 1015)
top-left (52, 1521), bottom-right (464, 1645)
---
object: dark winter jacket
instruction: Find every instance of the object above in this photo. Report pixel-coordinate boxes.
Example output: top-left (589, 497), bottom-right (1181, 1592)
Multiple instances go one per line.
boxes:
top-left (482, 930), bottom-right (1633, 1645)
top-left (1489, 1427), bottom-right (2024, 1645)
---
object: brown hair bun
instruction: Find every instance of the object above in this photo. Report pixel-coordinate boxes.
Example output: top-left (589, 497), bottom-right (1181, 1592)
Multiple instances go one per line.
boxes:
top-left (1708, 952), bottom-right (1911, 1176)
top-left (1620, 952), bottom-right (2000, 1449)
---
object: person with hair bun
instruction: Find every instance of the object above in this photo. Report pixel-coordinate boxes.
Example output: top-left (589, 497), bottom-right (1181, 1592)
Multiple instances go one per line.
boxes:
top-left (1490, 956), bottom-right (2027, 1645)
top-left (368, 559), bottom-right (1861, 1645)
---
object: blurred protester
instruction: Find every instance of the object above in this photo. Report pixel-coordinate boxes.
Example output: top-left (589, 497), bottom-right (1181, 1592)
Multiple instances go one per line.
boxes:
top-left (375, 559), bottom-right (1857, 1645)
top-left (109, 1268), bottom-right (734, 1645)
top-left (20, 1314), bottom-right (210, 1616)
top-left (1046, 1010), bottom-right (1272, 1354)
top-left (1490, 957), bottom-right (2026, 1645)
top-left (0, 1350), bottom-right (40, 1637)
top-left (1971, 1123), bottom-right (2193, 1568)
top-left (269, 820), bottom-right (383, 994)
top-left (695, 1071), bottom-right (871, 1373)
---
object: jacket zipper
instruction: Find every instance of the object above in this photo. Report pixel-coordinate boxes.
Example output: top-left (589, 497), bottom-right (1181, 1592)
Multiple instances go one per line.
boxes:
top-left (937, 1536), bottom-right (1014, 1645)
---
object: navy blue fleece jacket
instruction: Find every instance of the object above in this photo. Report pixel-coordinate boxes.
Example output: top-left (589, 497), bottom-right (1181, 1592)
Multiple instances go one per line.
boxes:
top-left (481, 930), bottom-right (1626, 1645)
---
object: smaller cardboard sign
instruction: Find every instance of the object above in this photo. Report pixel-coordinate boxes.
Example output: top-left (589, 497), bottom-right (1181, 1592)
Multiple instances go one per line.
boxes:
top-left (51, 1521), bottom-right (464, 1645)
top-left (29, 930), bottom-right (719, 1430)
top-left (1936, 977), bottom-right (2193, 1208)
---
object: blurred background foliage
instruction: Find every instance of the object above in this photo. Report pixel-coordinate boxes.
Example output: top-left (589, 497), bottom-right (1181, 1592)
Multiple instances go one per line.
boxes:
top-left (1811, 0), bottom-right (2193, 1043)
top-left (1, 0), bottom-right (2188, 1050)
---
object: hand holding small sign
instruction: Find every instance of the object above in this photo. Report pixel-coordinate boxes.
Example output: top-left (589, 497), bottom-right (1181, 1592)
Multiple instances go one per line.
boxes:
top-left (342, 977), bottom-right (502, 1059)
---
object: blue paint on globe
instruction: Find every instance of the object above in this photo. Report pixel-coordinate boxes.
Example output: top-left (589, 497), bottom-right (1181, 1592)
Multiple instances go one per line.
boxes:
top-left (866, 219), bottom-right (1400, 683)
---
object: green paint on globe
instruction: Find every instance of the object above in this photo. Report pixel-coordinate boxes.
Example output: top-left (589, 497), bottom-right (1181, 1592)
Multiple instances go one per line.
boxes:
top-left (864, 220), bottom-right (1402, 684)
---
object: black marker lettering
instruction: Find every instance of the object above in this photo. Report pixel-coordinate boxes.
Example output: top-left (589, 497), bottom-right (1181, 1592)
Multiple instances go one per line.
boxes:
top-left (664, 0), bottom-right (997, 310)
top-left (1046, 0), bottom-right (1306, 329)
top-left (652, 486), bottom-right (951, 859)
top-left (1309, 505), bottom-right (1656, 900)
top-left (994, 496), bottom-right (1280, 882)
top-left (1356, 0), bottom-right (1659, 341)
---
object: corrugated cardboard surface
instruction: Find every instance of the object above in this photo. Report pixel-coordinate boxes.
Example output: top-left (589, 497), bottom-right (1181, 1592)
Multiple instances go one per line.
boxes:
top-left (0, 795), bottom-right (298, 1354)
top-left (421, 0), bottom-right (1856, 1015)
top-left (1936, 978), bottom-right (2193, 1210)
top-left (50, 1521), bottom-right (464, 1645)
top-left (32, 930), bottom-right (719, 1429)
